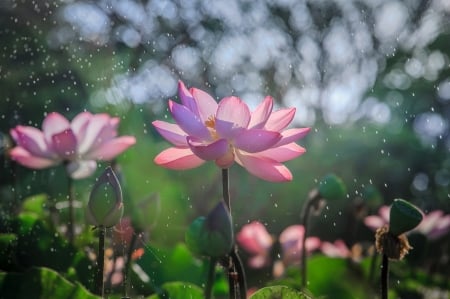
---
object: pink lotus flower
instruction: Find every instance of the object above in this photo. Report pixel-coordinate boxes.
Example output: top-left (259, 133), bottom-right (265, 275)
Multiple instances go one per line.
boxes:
top-left (363, 205), bottom-right (390, 231)
top-left (279, 225), bottom-right (321, 264)
top-left (152, 81), bottom-right (310, 182)
top-left (413, 210), bottom-right (450, 240)
top-left (321, 239), bottom-right (364, 262)
top-left (236, 221), bottom-right (274, 268)
top-left (320, 239), bottom-right (351, 258)
top-left (9, 112), bottom-right (136, 179)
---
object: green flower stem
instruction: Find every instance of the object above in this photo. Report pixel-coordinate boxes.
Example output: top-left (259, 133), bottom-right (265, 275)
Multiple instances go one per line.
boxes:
top-left (67, 176), bottom-right (75, 243)
top-left (12, 161), bottom-right (19, 212)
top-left (381, 254), bottom-right (389, 299)
top-left (300, 189), bottom-right (320, 289)
top-left (96, 226), bottom-right (106, 297)
top-left (205, 257), bottom-right (217, 299)
top-left (222, 168), bottom-right (231, 212)
top-left (368, 251), bottom-right (379, 284)
top-left (221, 168), bottom-right (247, 299)
top-left (230, 250), bottom-right (247, 298)
top-left (123, 231), bottom-right (138, 297)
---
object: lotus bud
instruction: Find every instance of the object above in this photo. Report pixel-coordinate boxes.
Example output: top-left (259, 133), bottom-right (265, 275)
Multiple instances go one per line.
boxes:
top-left (87, 167), bottom-right (123, 228)
top-left (318, 173), bottom-right (347, 201)
top-left (389, 199), bottom-right (423, 236)
top-left (185, 202), bottom-right (234, 258)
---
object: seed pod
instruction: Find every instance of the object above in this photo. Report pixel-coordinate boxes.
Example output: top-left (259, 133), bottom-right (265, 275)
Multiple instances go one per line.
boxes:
top-left (318, 174), bottom-right (347, 201)
top-left (389, 199), bottom-right (423, 236)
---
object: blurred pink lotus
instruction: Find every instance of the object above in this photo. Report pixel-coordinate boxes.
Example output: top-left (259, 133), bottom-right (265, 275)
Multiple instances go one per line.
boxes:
top-left (320, 239), bottom-right (364, 262)
top-left (279, 225), bottom-right (321, 265)
top-left (363, 205), bottom-right (390, 231)
top-left (320, 239), bottom-right (351, 258)
top-left (152, 81), bottom-right (309, 182)
top-left (9, 112), bottom-right (136, 179)
top-left (413, 210), bottom-right (450, 240)
top-left (236, 221), bottom-right (274, 268)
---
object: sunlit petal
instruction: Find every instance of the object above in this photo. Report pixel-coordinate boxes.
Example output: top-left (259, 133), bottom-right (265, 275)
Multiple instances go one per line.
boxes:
top-left (154, 147), bottom-right (205, 169)
top-left (235, 151), bottom-right (293, 182)
top-left (264, 108), bottom-right (295, 131)
top-left (178, 81), bottom-right (198, 115)
top-left (169, 100), bottom-right (211, 140)
top-left (191, 87), bottom-right (218, 122)
top-left (249, 96), bottom-right (273, 129)
top-left (256, 143), bottom-right (306, 162)
top-left (77, 114), bottom-right (110, 154)
top-left (274, 128), bottom-right (310, 147)
top-left (52, 129), bottom-right (78, 159)
top-left (216, 96), bottom-right (251, 127)
top-left (85, 136), bottom-right (136, 160)
top-left (187, 137), bottom-right (229, 161)
top-left (9, 147), bottom-right (59, 169)
top-left (152, 120), bottom-right (188, 147)
top-left (234, 129), bottom-right (281, 153)
top-left (89, 114), bottom-right (120, 151)
top-left (71, 111), bottom-right (93, 143)
top-left (42, 112), bottom-right (71, 144)
top-left (66, 160), bottom-right (97, 179)
top-left (11, 126), bottom-right (54, 158)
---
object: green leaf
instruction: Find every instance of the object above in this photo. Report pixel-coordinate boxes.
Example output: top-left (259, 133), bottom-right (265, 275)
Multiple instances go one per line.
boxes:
top-left (0, 233), bottom-right (18, 270)
top-left (134, 243), bottom-right (207, 292)
top-left (21, 194), bottom-right (49, 218)
top-left (249, 285), bottom-right (312, 299)
top-left (146, 282), bottom-right (204, 299)
top-left (306, 256), bottom-right (375, 298)
top-left (9, 213), bottom-right (94, 289)
top-left (0, 267), bottom-right (99, 299)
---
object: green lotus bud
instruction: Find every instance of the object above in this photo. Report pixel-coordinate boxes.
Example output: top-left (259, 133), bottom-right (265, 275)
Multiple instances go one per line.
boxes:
top-left (87, 167), bottom-right (123, 228)
top-left (389, 199), bottom-right (423, 236)
top-left (318, 174), bottom-right (347, 201)
top-left (185, 216), bottom-right (207, 256)
top-left (185, 202), bottom-right (234, 258)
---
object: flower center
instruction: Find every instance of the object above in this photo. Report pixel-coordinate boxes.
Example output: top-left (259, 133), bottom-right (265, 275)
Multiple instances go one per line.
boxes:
top-left (205, 116), bottom-right (219, 140)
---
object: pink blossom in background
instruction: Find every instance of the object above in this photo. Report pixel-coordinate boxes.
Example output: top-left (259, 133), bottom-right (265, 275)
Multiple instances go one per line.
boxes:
top-left (279, 225), bottom-right (321, 265)
top-left (236, 221), bottom-right (274, 268)
top-left (413, 210), bottom-right (450, 240)
top-left (152, 81), bottom-right (310, 182)
top-left (113, 217), bottom-right (135, 253)
top-left (9, 112), bottom-right (136, 179)
top-left (320, 239), bottom-right (351, 258)
top-left (363, 205), bottom-right (389, 231)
